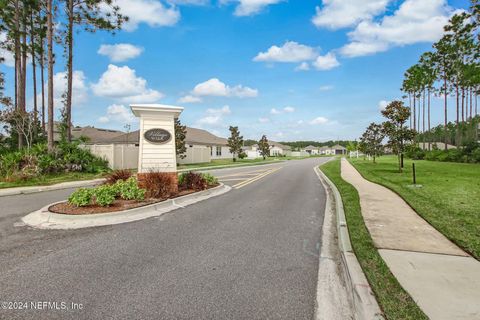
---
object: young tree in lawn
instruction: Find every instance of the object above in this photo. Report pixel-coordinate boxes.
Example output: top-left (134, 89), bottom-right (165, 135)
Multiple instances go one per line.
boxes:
top-left (361, 123), bottom-right (385, 163)
top-left (174, 118), bottom-right (187, 160)
top-left (381, 101), bottom-right (415, 172)
top-left (227, 126), bottom-right (243, 162)
top-left (258, 135), bottom-right (270, 160)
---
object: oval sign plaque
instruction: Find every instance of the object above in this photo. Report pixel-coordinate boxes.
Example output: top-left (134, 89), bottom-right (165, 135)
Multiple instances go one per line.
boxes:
top-left (144, 128), bottom-right (172, 144)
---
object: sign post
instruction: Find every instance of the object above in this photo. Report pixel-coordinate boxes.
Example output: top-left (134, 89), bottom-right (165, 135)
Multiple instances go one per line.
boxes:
top-left (130, 104), bottom-right (184, 173)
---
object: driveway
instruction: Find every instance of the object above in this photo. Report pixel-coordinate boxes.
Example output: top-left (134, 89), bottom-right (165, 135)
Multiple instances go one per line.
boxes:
top-left (0, 157), bottom-right (331, 320)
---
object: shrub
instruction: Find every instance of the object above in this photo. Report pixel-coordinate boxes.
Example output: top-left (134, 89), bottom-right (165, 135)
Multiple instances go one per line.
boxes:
top-left (93, 185), bottom-right (116, 206)
top-left (106, 169), bottom-right (132, 185)
top-left (116, 177), bottom-right (146, 201)
top-left (405, 145), bottom-right (425, 160)
top-left (139, 172), bottom-right (177, 199)
top-left (68, 188), bottom-right (94, 207)
top-left (201, 173), bottom-right (218, 186)
top-left (179, 171), bottom-right (207, 191)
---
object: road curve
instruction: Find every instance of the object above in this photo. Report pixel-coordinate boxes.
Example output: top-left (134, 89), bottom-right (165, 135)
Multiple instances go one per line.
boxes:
top-left (0, 157), bottom-right (330, 320)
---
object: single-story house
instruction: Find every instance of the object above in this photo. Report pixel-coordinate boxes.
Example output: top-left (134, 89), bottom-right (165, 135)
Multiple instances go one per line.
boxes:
top-left (304, 145), bottom-right (319, 155)
top-left (319, 145), bottom-right (347, 155)
top-left (83, 126), bottom-right (233, 168)
top-left (242, 141), bottom-right (292, 158)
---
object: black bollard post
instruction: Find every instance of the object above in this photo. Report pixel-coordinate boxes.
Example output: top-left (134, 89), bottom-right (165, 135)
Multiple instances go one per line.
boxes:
top-left (401, 153), bottom-right (404, 168)
top-left (412, 163), bottom-right (416, 185)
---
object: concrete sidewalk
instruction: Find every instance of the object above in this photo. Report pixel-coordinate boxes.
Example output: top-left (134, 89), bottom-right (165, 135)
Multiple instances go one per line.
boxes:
top-left (341, 158), bottom-right (480, 320)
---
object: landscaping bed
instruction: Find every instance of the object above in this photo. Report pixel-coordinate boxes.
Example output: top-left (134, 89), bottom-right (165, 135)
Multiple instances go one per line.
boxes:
top-left (50, 170), bottom-right (219, 215)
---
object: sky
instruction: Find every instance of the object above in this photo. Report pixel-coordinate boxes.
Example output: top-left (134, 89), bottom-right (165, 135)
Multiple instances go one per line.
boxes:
top-left (0, 0), bottom-right (472, 141)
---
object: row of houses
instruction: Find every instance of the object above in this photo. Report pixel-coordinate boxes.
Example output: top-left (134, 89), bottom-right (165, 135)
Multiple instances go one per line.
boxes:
top-left (303, 145), bottom-right (347, 155)
top-left (64, 125), bottom-right (344, 169)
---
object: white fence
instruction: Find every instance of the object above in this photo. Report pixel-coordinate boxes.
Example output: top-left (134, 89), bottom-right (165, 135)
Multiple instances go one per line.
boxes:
top-left (84, 144), bottom-right (139, 170)
top-left (178, 145), bottom-right (211, 164)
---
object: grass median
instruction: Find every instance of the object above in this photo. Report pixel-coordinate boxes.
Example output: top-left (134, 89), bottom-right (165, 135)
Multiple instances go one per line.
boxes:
top-left (320, 159), bottom-right (427, 320)
top-left (350, 156), bottom-right (480, 260)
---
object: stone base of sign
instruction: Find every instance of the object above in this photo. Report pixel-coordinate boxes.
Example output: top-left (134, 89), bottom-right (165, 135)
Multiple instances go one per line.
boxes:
top-left (137, 172), bottom-right (179, 196)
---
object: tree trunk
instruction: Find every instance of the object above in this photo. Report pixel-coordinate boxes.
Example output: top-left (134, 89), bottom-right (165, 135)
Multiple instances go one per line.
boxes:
top-left (47, 0), bottom-right (54, 152)
top-left (40, 37), bottom-right (45, 131)
top-left (444, 75), bottom-right (448, 151)
top-left (65, 0), bottom-right (74, 142)
top-left (30, 12), bottom-right (38, 123)
top-left (428, 88), bottom-right (431, 151)
top-left (413, 91), bottom-right (416, 132)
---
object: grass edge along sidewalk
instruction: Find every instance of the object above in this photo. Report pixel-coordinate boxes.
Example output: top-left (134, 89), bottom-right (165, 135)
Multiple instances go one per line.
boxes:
top-left (349, 156), bottom-right (480, 261)
top-left (320, 159), bottom-right (427, 320)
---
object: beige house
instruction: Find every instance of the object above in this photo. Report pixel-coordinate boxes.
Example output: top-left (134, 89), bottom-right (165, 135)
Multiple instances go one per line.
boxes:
top-left (83, 126), bottom-right (233, 168)
top-left (304, 145), bottom-right (319, 155)
top-left (243, 141), bottom-right (292, 158)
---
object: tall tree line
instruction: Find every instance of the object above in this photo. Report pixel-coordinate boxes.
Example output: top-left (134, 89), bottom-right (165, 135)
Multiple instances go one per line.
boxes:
top-left (0, 0), bottom-right (126, 152)
top-left (401, 1), bottom-right (480, 150)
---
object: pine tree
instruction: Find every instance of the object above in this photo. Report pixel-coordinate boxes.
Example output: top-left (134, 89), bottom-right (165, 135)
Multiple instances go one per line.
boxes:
top-left (174, 118), bottom-right (187, 159)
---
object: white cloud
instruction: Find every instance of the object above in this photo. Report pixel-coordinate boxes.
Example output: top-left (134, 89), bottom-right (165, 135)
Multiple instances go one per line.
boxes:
top-left (91, 64), bottom-right (164, 103)
top-left (206, 105), bottom-right (231, 115)
top-left (312, 52), bottom-right (340, 70)
top-left (107, 0), bottom-right (180, 31)
top-left (98, 44), bottom-right (143, 62)
top-left (270, 106), bottom-right (295, 114)
top-left (312, 0), bottom-right (390, 29)
top-left (378, 100), bottom-right (390, 110)
top-left (254, 41), bottom-right (318, 63)
top-left (309, 116), bottom-right (329, 125)
top-left (223, 0), bottom-right (284, 16)
top-left (319, 85), bottom-right (334, 91)
top-left (259, 117), bottom-right (270, 123)
top-left (340, 0), bottom-right (455, 57)
top-left (196, 105), bottom-right (231, 127)
top-left (37, 70), bottom-right (88, 109)
top-left (295, 62), bottom-right (310, 71)
top-left (190, 78), bottom-right (258, 98)
top-left (177, 94), bottom-right (202, 103)
top-left (98, 104), bottom-right (136, 124)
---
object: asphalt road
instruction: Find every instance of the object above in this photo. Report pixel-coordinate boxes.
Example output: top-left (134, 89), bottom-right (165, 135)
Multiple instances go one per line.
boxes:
top-left (0, 157), bottom-right (331, 320)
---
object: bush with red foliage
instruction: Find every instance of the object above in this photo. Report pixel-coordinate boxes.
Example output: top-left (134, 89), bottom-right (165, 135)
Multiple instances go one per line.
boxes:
top-left (105, 169), bottom-right (132, 185)
top-left (178, 171), bottom-right (208, 191)
top-left (138, 172), bottom-right (178, 199)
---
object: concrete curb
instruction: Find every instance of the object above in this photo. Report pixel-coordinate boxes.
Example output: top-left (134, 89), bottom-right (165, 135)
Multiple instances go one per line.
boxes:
top-left (22, 183), bottom-right (231, 230)
top-left (0, 178), bottom-right (106, 197)
top-left (314, 165), bottom-right (384, 320)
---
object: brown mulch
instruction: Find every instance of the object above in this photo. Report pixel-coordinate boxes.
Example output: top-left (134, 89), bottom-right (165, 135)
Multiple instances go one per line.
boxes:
top-left (50, 184), bottom-right (219, 215)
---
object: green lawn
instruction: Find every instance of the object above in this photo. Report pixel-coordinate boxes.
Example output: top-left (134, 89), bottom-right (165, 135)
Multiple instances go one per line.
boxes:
top-left (350, 156), bottom-right (480, 260)
top-left (0, 172), bottom-right (106, 189)
top-left (321, 160), bottom-right (427, 320)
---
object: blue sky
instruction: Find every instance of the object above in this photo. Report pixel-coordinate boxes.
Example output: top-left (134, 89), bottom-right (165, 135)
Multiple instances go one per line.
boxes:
top-left (0, 0), bottom-right (471, 141)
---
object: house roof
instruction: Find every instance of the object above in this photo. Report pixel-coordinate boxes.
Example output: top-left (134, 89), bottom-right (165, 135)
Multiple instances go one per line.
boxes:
top-left (304, 145), bottom-right (318, 150)
top-left (72, 126), bottom-right (124, 144)
top-left (319, 146), bottom-right (330, 151)
top-left (269, 141), bottom-right (291, 150)
top-left (98, 126), bottom-right (228, 146)
top-left (331, 144), bottom-right (346, 150)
